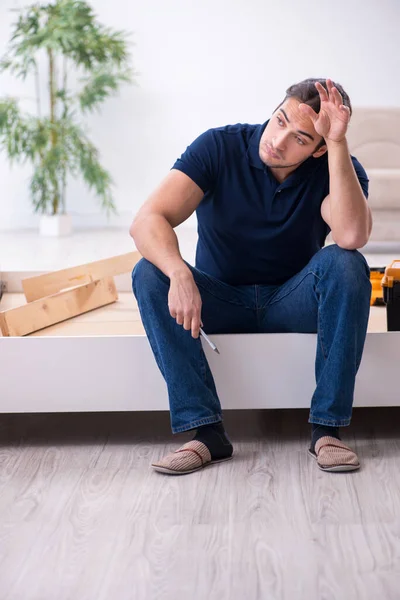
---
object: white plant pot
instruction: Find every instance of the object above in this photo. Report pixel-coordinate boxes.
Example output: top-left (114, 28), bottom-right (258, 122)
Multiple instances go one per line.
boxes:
top-left (39, 214), bottom-right (72, 237)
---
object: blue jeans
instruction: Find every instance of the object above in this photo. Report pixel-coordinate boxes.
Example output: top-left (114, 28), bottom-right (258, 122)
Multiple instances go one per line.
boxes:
top-left (132, 245), bottom-right (371, 434)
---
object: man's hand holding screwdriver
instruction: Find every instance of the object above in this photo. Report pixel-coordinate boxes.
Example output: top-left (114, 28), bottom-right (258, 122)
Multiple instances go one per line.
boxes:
top-left (168, 268), bottom-right (203, 339)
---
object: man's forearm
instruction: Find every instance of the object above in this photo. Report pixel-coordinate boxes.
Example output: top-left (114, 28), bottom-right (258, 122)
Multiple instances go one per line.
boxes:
top-left (326, 138), bottom-right (371, 248)
top-left (130, 214), bottom-right (191, 279)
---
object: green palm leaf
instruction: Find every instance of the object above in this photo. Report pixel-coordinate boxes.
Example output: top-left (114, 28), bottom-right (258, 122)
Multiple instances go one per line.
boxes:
top-left (0, 0), bottom-right (133, 215)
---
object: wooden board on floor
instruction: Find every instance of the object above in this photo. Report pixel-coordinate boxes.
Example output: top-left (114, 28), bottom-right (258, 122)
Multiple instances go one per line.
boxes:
top-left (22, 251), bottom-right (141, 302)
top-left (0, 277), bottom-right (118, 337)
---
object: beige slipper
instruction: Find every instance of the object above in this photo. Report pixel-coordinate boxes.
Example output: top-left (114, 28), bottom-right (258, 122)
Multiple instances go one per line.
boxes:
top-left (151, 440), bottom-right (233, 475)
top-left (308, 436), bottom-right (360, 472)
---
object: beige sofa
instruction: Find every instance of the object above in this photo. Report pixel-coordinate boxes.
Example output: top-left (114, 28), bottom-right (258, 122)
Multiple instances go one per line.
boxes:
top-left (347, 108), bottom-right (400, 242)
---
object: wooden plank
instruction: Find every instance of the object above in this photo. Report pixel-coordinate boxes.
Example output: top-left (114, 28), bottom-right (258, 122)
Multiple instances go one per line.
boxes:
top-left (29, 320), bottom-right (145, 337)
top-left (0, 277), bottom-right (118, 337)
top-left (22, 251), bottom-right (140, 302)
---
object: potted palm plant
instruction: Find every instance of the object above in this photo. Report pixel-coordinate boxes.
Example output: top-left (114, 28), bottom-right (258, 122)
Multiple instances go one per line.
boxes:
top-left (0, 0), bottom-right (133, 236)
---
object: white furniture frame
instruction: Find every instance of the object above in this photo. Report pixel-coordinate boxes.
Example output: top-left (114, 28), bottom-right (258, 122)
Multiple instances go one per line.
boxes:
top-left (1, 270), bottom-right (399, 413)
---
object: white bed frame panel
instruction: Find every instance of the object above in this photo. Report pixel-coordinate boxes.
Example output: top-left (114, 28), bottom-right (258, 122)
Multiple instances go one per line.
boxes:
top-left (1, 271), bottom-right (399, 413)
top-left (1, 332), bottom-right (399, 413)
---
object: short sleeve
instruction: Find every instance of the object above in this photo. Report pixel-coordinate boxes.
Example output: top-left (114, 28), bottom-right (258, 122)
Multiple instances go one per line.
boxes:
top-left (171, 129), bottom-right (219, 193)
top-left (351, 156), bottom-right (369, 199)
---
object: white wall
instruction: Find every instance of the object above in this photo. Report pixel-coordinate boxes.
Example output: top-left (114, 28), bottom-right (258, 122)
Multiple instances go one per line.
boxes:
top-left (0, 0), bottom-right (399, 231)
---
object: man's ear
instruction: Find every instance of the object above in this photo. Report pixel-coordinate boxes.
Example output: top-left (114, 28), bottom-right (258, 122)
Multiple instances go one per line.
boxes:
top-left (312, 144), bottom-right (327, 158)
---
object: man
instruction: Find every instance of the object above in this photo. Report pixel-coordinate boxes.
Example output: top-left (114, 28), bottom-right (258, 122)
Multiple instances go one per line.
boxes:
top-left (130, 78), bottom-right (372, 475)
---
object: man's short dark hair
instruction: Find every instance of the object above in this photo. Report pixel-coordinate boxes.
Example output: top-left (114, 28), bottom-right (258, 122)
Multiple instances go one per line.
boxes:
top-left (275, 78), bottom-right (352, 150)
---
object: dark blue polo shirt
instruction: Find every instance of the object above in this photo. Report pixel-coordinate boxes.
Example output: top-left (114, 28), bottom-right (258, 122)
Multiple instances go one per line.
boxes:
top-left (172, 121), bottom-right (369, 286)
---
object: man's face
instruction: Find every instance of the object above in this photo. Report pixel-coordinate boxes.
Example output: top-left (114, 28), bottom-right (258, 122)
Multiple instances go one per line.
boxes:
top-left (259, 97), bottom-right (327, 171)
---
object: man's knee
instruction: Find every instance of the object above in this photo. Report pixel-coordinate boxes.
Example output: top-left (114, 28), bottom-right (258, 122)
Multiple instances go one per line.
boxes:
top-left (321, 244), bottom-right (371, 290)
top-left (131, 258), bottom-right (168, 295)
top-left (323, 243), bottom-right (369, 268)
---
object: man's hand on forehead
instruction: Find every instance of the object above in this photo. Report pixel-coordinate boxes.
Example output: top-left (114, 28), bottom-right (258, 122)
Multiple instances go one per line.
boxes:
top-left (298, 78), bottom-right (351, 144)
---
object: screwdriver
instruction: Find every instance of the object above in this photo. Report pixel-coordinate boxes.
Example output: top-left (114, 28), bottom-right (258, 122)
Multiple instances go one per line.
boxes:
top-left (199, 327), bottom-right (220, 354)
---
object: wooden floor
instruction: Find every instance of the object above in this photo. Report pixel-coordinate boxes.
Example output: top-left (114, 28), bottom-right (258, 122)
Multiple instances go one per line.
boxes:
top-left (1, 408), bottom-right (400, 600)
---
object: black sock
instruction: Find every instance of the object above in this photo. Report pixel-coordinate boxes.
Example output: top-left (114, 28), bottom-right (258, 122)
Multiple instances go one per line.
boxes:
top-left (310, 423), bottom-right (340, 453)
top-left (193, 422), bottom-right (233, 461)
